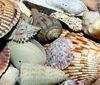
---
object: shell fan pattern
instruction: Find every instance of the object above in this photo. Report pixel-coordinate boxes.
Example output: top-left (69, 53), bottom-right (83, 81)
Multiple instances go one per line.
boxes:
top-left (0, 0), bottom-right (20, 38)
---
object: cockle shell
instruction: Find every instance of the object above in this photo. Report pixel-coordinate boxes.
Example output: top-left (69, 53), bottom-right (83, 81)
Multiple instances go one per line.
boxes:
top-left (8, 40), bottom-right (46, 69)
top-left (0, 44), bottom-right (10, 76)
top-left (61, 29), bottom-right (100, 84)
top-left (18, 63), bottom-right (68, 85)
top-left (82, 11), bottom-right (100, 40)
top-left (25, 0), bottom-right (87, 15)
top-left (33, 14), bottom-right (62, 43)
top-left (50, 12), bottom-right (82, 32)
top-left (0, 65), bottom-right (19, 85)
top-left (0, 0), bottom-right (20, 38)
top-left (9, 20), bottom-right (41, 43)
top-left (46, 36), bottom-right (73, 70)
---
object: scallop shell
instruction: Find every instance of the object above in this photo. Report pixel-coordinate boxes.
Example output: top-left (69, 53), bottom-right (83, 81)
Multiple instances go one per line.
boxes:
top-left (61, 29), bottom-right (100, 83)
top-left (82, 11), bottom-right (100, 40)
top-left (33, 14), bottom-right (62, 43)
top-left (46, 36), bottom-right (73, 70)
top-left (9, 20), bottom-right (41, 43)
top-left (8, 40), bottom-right (46, 69)
top-left (19, 63), bottom-right (68, 85)
top-left (0, 65), bottom-right (19, 85)
top-left (25, 0), bottom-right (87, 15)
top-left (0, 44), bottom-right (10, 76)
top-left (50, 12), bottom-right (82, 32)
top-left (0, 0), bottom-right (20, 38)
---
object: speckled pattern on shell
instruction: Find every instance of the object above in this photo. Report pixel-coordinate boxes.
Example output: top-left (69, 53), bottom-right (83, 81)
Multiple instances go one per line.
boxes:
top-left (46, 36), bottom-right (73, 70)
top-left (0, 0), bottom-right (20, 38)
top-left (0, 44), bottom-right (10, 76)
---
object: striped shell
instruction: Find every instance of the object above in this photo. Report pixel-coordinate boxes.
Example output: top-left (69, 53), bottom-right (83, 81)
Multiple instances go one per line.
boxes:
top-left (19, 63), bottom-right (68, 85)
top-left (0, 44), bottom-right (10, 76)
top-left (8, 40), bottom-right (46, 69)
top-left (0, 65), bottom-right (19, 85)
top-left (0, 0), bottom-right (20, 38)
top-left (50, 12), bottom-right (82, 32)
top-left (46, 36), bottom-right (73, 70)
top-left (33, 14), bottom-right (62, 43)
top-left (9, 20), bottom-right (40, 43)
top-left (61, 29), bottom-right (100, 83)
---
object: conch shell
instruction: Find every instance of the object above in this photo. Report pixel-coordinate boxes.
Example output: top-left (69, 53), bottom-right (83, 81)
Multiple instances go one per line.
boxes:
top-left (33, 14), bottom-right (62, 43)
top-left (82, 11), bottom-right (100, 40)
top-left (8, 40), bottom-right (46, 69)
top-left (61, 29), bottom-right (100, 84)
top-left (0, 44), bottom-right (10, 76)
top-left (46, 36), bottom-right (73, 70)
top-left (0, 65), bottom-right (19, 85)
top-left (18, 63), bottom-right (68, 85)
top-left (25, 0), bottom-right (87, 15)
top-left (0, 0), bottom-right (20, 38)
top-left (50, 12), bottom-right (82, 32)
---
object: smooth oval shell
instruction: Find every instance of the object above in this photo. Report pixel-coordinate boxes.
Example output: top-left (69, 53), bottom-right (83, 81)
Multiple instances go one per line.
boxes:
top-left (0, 65), bottom-right (19, 85)
top-left (19, 63), bottom-right (68, 85)
top-left (33, 15), bottom-right (62, 43)
top-left (46, 36), bottom-right (73, 70)
top-left (0, 44), bottom-right (10, 76)
top-left (0, 0), bottom-right (20, 38)
top-left (8, 40), bottom-right (46, 69)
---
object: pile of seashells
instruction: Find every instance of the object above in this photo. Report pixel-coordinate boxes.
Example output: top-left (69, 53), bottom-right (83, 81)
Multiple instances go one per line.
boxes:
top-left (0, 0), bottom-right (100, 85)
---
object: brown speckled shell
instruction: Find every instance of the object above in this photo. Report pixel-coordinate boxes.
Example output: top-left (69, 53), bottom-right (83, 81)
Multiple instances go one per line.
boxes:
top-left (0, 0), bottom-right (20, 38)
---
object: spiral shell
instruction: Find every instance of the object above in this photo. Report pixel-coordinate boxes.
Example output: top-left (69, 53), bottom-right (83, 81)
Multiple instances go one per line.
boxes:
top-left (9, 20), bottom-right (41, 43)
top-left (0, 44), bottom-right (10, 76)
top-left (46, 36), bottom-right (73, 70)
top-left (8, 40), bottom-right (46, 69)
top-left (0, 0), bottom-right (20, 38)
top-left (82, 11), bottom-right (100, 40)
top-left (50, 12), bottom-right (82, 32)
top-left (61, 29), bottom-right (100, 83)
top-left (33, 14), bottom-right (62, 43)
top-left (0, 65), bottom-right (19, 85)
top-left (19, 63), bottom-right (68, 85)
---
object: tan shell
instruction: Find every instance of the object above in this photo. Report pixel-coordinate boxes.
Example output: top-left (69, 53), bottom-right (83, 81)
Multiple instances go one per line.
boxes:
top-left (61, 29), bottom-right (100, 84)
top-left (0, 44), bottom-right (10, 76)
top-left (0, 0), bottom-right (20, 38)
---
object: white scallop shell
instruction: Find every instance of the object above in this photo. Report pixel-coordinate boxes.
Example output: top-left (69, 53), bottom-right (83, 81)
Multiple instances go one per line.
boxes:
top-left (0, 44), bottom-right (10, 76)
top-left (9, 20), bottom-right (41, 43)
top-left (8, 40), bottom-right (46, 69)
top-left (19, 63), bottom-right (68, 85)
top-left (50, 12), bottom-right (82, 32)
top-left (0, 65), bottom-right (19, 85)
top-left (25, 0), bottom-right (87, 15)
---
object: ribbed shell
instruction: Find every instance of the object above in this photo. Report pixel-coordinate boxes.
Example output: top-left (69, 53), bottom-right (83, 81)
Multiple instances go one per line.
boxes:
top-left (0, 0), bottom-right (20, 38)
top-left (0, 44), bottom-right (10, 76)
top-left (33, 15), bottom-right (62, 43)
top-left (61, 29), bottom-right (100, 83)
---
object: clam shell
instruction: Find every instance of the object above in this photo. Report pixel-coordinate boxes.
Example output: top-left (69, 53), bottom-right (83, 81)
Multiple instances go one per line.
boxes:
top-left (50, 12), bottom-right (82, 32)
top-left (0, 44), bottom-right (10, 76)
top-left (19, 63), bottom-right (68, 85)
top-left (33, 14), bottom-right (62, 43)
top-left (0, 0), bottom-right (20, 38)
top-left (9, 20), bottom-right (41, 43)
top-left (25, 0), bottom-right (87, 15)
top-left (61, 29), bottom-right (100, 83)
top-left (46, 36), bottom-right (73, 70)
top-left (82, 11), bottom-right (100, 40)
top-left (0, 65), bottom-right (19, 85)
top-left (8, 40), bottom-right (46, 69)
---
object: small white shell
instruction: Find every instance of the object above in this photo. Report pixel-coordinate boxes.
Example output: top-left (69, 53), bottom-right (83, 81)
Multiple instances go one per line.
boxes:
top-left (19, 63), bottom-right (68, 85)
top-left (9, 20), bottom-right (40, 43)
top-left (0, 65), bottom-right (19, 85)
top-left (50, 12), bottom-right (82, 32)
top-left (25, 0), bottom-right (87, 15)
